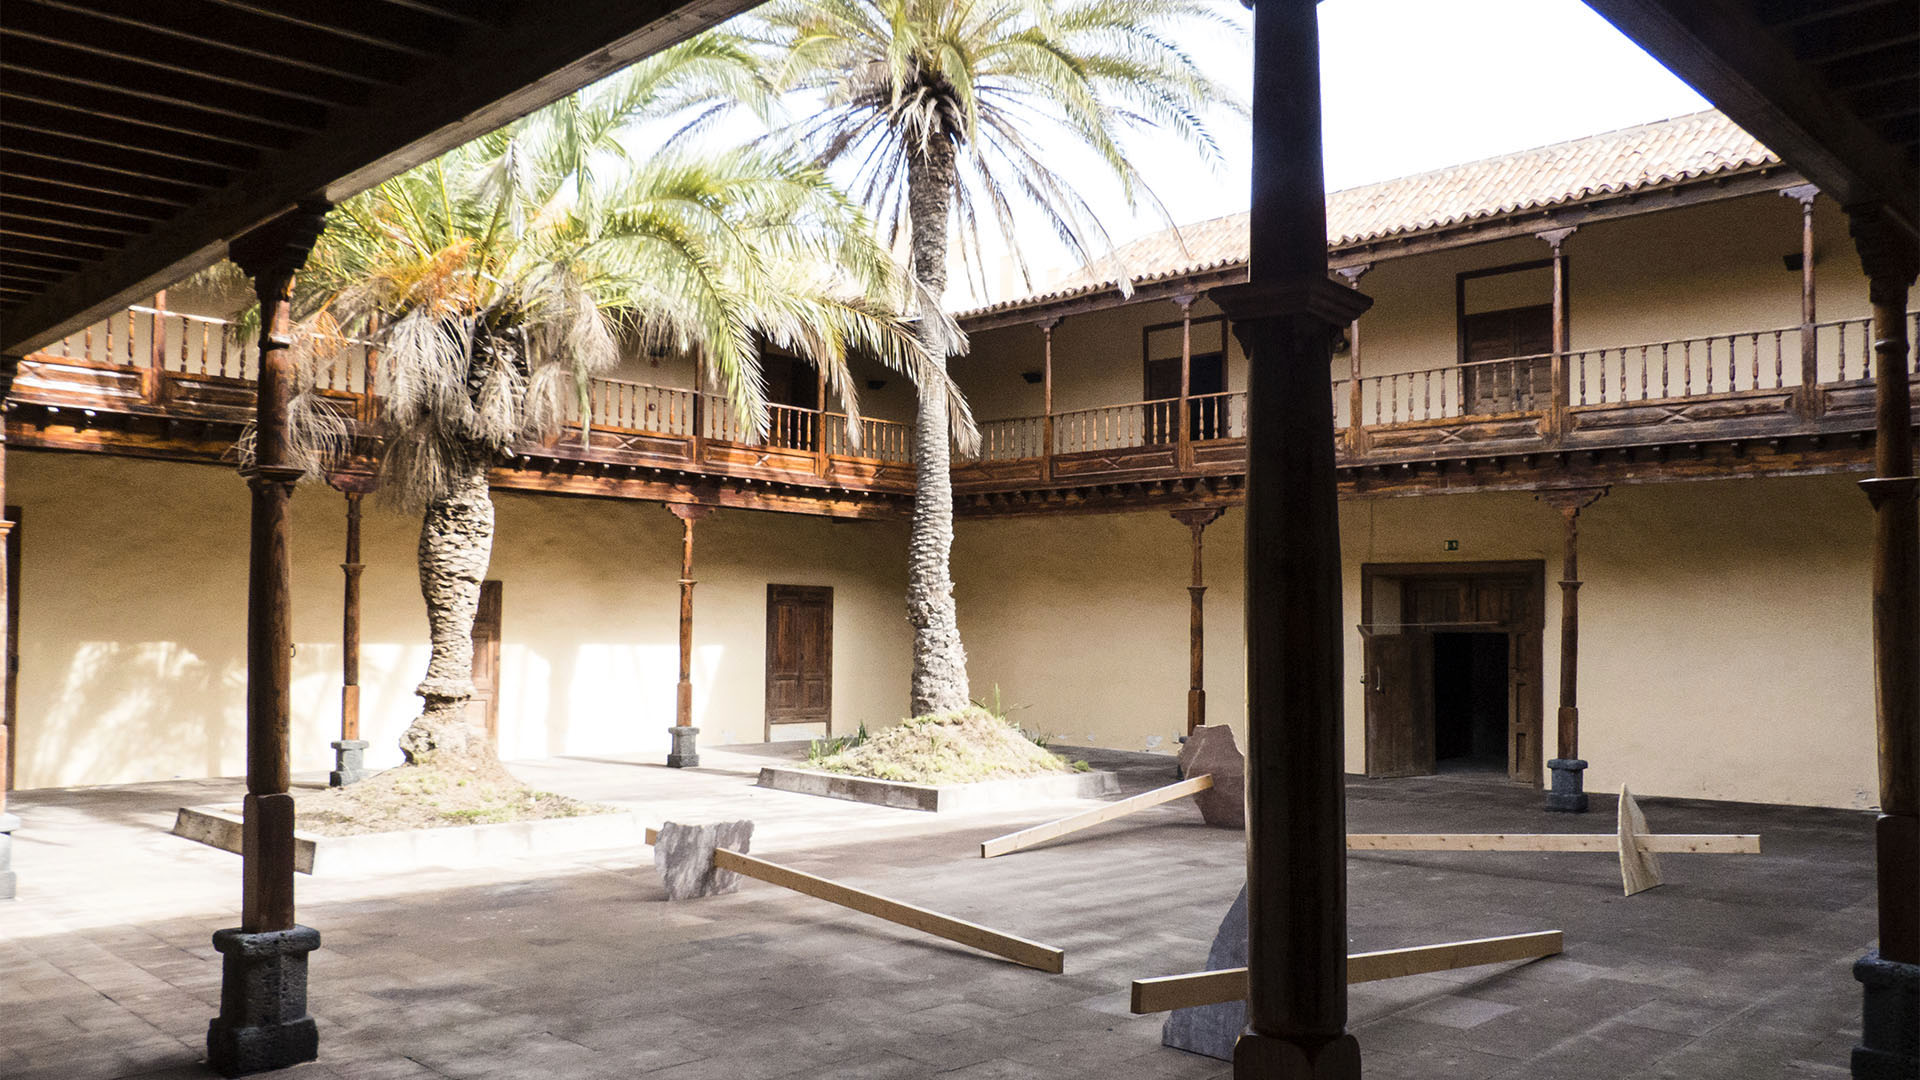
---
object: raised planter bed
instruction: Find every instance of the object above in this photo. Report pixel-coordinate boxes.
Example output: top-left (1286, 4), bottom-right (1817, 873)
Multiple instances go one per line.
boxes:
top-left (755, 765), bottom-right (1119, 812)
top-left (171, 803), bottom-right (648, 876)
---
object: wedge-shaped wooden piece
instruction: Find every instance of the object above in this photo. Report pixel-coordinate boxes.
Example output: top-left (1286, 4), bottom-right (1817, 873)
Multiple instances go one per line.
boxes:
top-left (1130, 930), bottom-right (1564, 1014)
top-left (980, 774), bottom-right (1215, 858)
top-left (1617, 785), bottom-right (1662, 897)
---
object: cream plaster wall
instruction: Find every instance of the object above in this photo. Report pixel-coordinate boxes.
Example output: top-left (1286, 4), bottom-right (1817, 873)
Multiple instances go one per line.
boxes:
top-left (955, 473), bottom-right (1878, 810)
top-left (955, 192), bottom-right (1875, 418)
top-left (8, 451), bottom-right (911, 790)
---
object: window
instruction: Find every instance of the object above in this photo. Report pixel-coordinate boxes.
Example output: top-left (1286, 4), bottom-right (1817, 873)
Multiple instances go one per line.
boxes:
top-left (1142, 315), bottom-right (1228, 440)
top-left (1457, 262), bottom-right (1558, 415)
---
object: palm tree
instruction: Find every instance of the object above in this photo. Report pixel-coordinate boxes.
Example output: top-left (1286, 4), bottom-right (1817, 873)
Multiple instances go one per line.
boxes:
top-left (286, 37), bottom-right (926, 770)
top-left (746, 0), bottom-right (1241, 716)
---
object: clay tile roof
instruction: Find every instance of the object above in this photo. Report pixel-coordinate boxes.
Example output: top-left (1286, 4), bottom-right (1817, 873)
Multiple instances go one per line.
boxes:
top-left (957, 109), bottom-right (1775, 320)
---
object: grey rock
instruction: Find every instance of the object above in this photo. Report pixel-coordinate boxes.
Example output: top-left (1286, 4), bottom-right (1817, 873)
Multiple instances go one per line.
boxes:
top-left (1163, 883), bottom-right (1248, 1060)
top-left (206, 925), bottom-right (321, 1077)
top-left (1177, 725), bottom-right (1245, 828)
top-left (656, 820), bottom-right (753, 900)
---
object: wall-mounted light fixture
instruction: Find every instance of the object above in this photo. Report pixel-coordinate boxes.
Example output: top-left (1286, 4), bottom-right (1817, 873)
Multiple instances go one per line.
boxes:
top-left (866, 378), bottom-right (887, 390)
top-left (1782, 253), bottom-right (1805, 272)
top-left (1020, 370), bottom-right (1043, 384)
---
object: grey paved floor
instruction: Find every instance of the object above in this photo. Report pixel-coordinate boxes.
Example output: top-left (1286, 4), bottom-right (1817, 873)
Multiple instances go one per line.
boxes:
top-left (0, 745), bottom-right (1875, 1079)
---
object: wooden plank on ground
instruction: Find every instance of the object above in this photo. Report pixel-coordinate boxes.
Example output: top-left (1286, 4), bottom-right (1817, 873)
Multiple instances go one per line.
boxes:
top-left (1346, 833), bottom-right (1758, 854)
top-left (712, 848), bottom-right (1066, 973)
top-left (980, 774), bottom-right (1214, 858)
top-left (1129, 930), bottom-right (1564, 1014)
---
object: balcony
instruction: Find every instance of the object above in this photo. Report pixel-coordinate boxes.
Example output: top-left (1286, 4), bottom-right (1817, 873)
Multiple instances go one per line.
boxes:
top-left (8, 303), bottom-right (1914, 515)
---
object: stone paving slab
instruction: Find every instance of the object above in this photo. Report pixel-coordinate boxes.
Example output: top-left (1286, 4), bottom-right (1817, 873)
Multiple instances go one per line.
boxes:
top-left (0, 747), bottom-right (1878, 1079)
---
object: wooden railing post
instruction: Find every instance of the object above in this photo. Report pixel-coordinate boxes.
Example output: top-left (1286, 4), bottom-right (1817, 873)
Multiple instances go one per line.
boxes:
top-left (145, 291), bottom-right (167, 403)
top-left (667, 503), bottom-right (712, 768)
top-left (1783, 185), bottom-right (1823, 416)
top-left (1846, 203), bottom-right (1919, 1079)
top-left (214, 202), bottom-right (328, 1076)
top-left (1337, 265), bottom-right (1370, 454)
top-left (813, 363), bottom-right (828, 476)
top-left (690, 359), bottom-right (708, 468)
top-left (330, 490), bottom-right (368, 787)
top-left (1538, 228), bottom-right (1576, 440)
top-left (1175, 294), bottom-right (1196, 471)
top-left (1039, 318), bottom-right (1058, 480)
top-left (1207, 1), bottom-right (1371, 1073)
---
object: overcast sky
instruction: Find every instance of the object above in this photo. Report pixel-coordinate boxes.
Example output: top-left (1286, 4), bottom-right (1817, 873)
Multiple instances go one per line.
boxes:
top-left (966, 0), bottom-right (1712, 304)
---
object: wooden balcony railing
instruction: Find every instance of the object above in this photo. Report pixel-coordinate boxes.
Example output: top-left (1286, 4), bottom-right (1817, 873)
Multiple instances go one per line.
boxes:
top-left (13, 301), bottom-right (1916, 506)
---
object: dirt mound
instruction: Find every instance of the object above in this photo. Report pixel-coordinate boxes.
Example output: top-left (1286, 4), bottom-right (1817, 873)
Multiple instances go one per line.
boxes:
top-left (811, 707), bottom-right (1078, 785)
top-left (295, 762), bottom-right (612, 836)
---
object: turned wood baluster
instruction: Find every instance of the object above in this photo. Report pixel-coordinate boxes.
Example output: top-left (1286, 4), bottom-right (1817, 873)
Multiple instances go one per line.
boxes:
top-left (1727, 334), bottom-right (1737, 391)
top-left (126, 309), bottom-right (136, 367)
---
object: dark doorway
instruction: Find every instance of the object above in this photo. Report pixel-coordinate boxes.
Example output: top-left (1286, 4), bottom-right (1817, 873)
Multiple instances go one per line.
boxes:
top-left (765, 584), bottom-right (832, 739)
top-left (1432, 631), bottom-right (1509, 772)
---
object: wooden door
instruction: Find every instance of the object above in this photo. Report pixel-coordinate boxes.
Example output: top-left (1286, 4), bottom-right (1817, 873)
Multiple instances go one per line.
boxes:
top-left (1470, 575), bottom-right (1543, 786)
top-left (1462, 304), bottom-right (1553, 414)
top-left (1362, 628), bottom-right (1433, 778)
top-left (467, 580), bottom-right (502, 748)
top-left (4, 506), bottom-right (17, 792)
top-left (766, 585), bottom-right (832, 736)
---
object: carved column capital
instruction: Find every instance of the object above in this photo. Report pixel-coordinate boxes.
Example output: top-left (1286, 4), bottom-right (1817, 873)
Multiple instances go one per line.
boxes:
top-left (1036, 317), bottom-right (1060, 333)
top-left (1535, 485), bottom-right (1608, 517)
top-left (667, 502), bottom-right (713, 523)
top-left (229, 202), bottom-right (331, 347)
top-left (1171, 506), bottom-right (1225, 530)
top-left (1334, 263), bottom-right (1371, 287)
top-left (1781, 183), bottom-right (1819, 208)
top-left (1847, 204), bottom-right (1920, 302)
top-left (1536, 226), bottom-right (1577, 252)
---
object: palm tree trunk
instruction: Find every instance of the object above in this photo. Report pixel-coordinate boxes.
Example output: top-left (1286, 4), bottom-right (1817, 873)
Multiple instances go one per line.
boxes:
top-left (905, 137), bottom-right (971, 717)
top-left (399, 459), bottom-right (499, 767)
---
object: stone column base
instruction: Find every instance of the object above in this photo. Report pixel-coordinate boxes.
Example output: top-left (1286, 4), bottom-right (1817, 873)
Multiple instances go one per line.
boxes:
top-left (0, 812), bottom-right (19, 900)
top-left (207, 925), bottom-right (320, 1077)
top-left (667, 725), bottom-right (700, 769)
top-left (1853, 949), bottom-right (1918, 1079)
top-left (1545, 758), bottom-right (1589, 813)
top-left (328, 740), bottom-right (369, 787)
top-left (1233, 1031), bottom-right (1361, 1078)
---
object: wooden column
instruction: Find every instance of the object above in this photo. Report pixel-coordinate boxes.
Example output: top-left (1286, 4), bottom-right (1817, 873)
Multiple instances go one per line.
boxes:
top-left (1039, 318), bottom-right (1058, 479)
top-left (667, 503), bottom-right (711, 768)
top-left (1848, 206), bottom-right (1919, 974)
top-left (1336, 265), bottom-right (1370, 454)
top-left (227, 204), bottom-right (328, 934)
top-left (1173, 508), bottom-right (1224, 733)
top-left (341, 493), bottom-right (363, 740)
top-left (1207, 1), bottom-right (1371, 1075)
top-left (1783, 185), bottom-right (1821, 416)
top-left (1538, 227), bottom-right (1575, 440)
top-left (1176, 295), bottom-right (1196, 471)
top-left (691, 358), bottom-right (708, 467)
top-left (0, 355), bottom-right (13, 825)
top-left (1537, 486), bottom-right (1607, 811)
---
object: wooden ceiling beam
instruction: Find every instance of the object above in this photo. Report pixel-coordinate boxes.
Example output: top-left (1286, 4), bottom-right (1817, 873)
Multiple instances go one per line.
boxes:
top-left (26, 0), bottom-right (415, 79)
top-left (203, 0), bottom-right (471, 57)
top-left (1, 116), bottom-right (250, 179)
top-left (0, 36), bottom-right (332, 132)
top-left (2, 190), bottom-right (168, 228)
top-left (0, 216), bottom-right (131, 252)
top-left (371, 0), bottom-right (493, 29)
top-left (0, 235), bottom-right (110, 263)
top-left (0, 127), bottom-right (235, 188)
top-left (1585, 0), bottom-right (1918, 238)
top-left (2, 0), bottom-right (761, 356)
top-left (0, 4), bottom-right (373, 109)
top-left (0, 250), bottom-right (88, 275)
top-left (0, 156), bottom-right (202, 208)
top-left (1754, 0), bottom-right (1903, 30)
top-left (0, 71), bottom-right (306, 150)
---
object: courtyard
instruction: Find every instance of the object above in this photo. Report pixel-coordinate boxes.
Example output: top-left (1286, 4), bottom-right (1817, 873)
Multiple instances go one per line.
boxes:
top-left (1, 746), bottom-right (1874, 1079)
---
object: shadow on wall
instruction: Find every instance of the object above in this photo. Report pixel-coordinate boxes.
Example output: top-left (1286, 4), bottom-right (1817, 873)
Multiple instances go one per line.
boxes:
top-left (28, 639), bottom-right (244, 790)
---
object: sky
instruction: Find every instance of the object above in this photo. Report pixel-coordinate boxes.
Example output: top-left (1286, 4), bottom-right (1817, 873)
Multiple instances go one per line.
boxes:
top-left (966, 0), bottom-right (1711, 305)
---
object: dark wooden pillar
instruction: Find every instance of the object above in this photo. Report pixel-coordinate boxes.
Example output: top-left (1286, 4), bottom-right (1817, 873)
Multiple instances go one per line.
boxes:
top-left (0, 355), bottom-right (16, 900)
top-left (1208, 2), bottom-right (1370, 1075)
top-left (1849, 206), bottom-right (1919, 985)
top-left (1040, 318), bottom-right (1058, 479)
top-left (330, 490), bottom-right (368, 787)
top-left (145, 290), bottom-right (167, 402)
top-left (814, 362), bottom-right (829, 476)
top-left (1539, 227), bottom-right (1575, 439)
top-left (212, 202), bottom-right (328, 1077)
top-left (1173, 508), bottom-right (1225, 734)
top-left (666, 503), bottom-right (711, 768)
top-left (1783, 185), bottom-right (1822, 416)
top-left (1538, 486), bottom-right (1607, 812)
top-left (1336, 265), bottom-right (1369, 454)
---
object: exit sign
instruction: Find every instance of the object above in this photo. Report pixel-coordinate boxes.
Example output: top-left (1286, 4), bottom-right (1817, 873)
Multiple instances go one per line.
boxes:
top-left (1444, 540), bottom-right (1460, 551)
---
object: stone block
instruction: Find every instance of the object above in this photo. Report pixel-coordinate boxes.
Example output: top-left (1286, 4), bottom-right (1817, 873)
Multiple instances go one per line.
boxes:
top-left (1177, 725), bottom-right (1245, 828)
top-left (1545, 758), bottom-right (1589, 814)
top-left (656, 820), bottom-right (754, 901)
top-left (206, 925), bottom-right (321, 1077)
top-left (666, 725), bottom-right (701, 769)
top-left (1163, 884), bottom-right (1248, 1060)
top-left (1852, 949), bottom-right (1919, 1080)
top-left (0, 812), bottom-right (17, 900)
top-left (329, 740), bottom-right (369, 787)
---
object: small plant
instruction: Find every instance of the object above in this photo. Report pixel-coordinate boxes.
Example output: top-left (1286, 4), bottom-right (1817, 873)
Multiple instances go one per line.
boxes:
top-left (1071, 759), bottom-right (1092, 773)
top-left (807, 722), bottom-right (871, 767)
